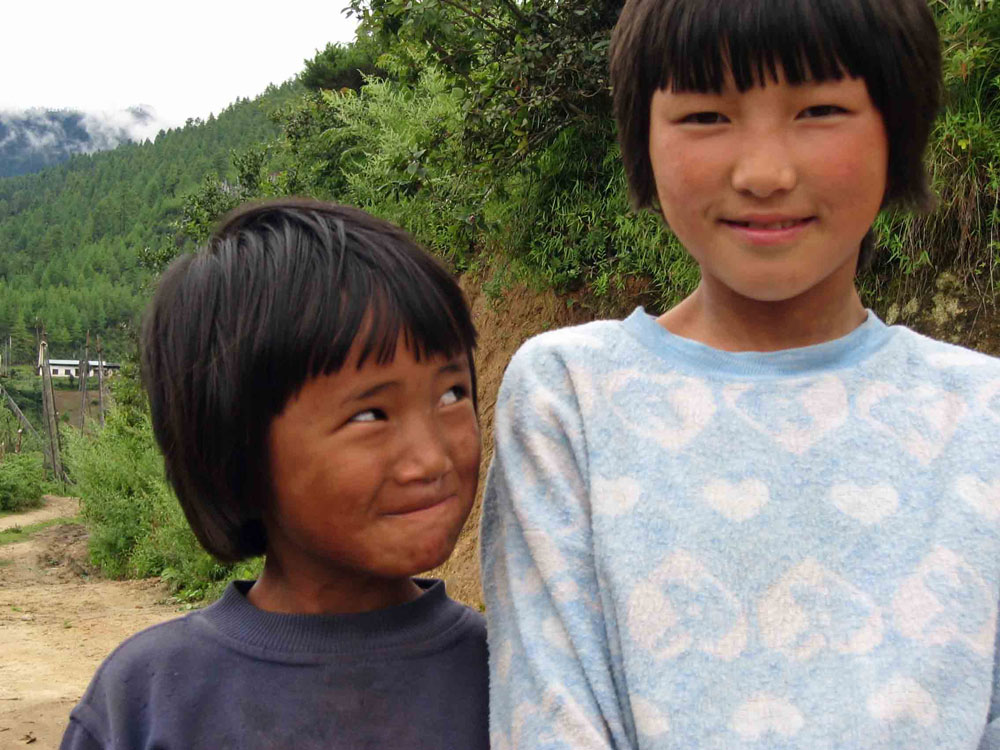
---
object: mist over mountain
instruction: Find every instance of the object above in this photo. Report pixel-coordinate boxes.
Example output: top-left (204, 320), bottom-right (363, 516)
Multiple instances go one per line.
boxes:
top-left (0, 106), bottom-right (172, 177)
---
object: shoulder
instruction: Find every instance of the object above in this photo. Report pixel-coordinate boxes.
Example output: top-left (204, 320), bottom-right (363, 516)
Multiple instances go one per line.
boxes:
top-left (76, 613), bottom-right (206, 707)
top-left (92, 611), bottom-right (202, 679)
top-left (884, 324), bottom-right (1000, 381)
top-left (67, 614), bottom-right (202, 745)
top-left (502, 317), bottom-right (637, 390)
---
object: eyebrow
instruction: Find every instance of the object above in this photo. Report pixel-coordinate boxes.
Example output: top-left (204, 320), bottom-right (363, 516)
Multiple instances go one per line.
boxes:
top-left (342, 358), bottom-right (468, 404)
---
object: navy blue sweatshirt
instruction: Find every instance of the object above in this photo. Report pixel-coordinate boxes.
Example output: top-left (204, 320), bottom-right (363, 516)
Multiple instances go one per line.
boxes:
top-left (61, 579), bottom-right (489, 749)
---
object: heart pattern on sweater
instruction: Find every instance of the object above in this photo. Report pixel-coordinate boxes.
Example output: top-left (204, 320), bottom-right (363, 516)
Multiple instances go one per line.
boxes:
top-left (829, 483), bottom-right (899, 525)
top-left (607, 371), bottom-right (715, 451)
top-left (867, 676), bottom-right (939, 727)
top-left (731, 694), bottom-right (805, 740)
top-left (856, 381), bottom-right (965, 465)
top-left (702, 478), bottom-right (770, 521)
top-left (955, 475), bottom-right (1000, 520)
top-left (627, 551), bottom-right (747, 662)
top-left (892, 547), bottom-right (994, 656)
top-left (723, 375), bottom-right (848, 454)
top-left (758, 559), bottom-right (884, 660)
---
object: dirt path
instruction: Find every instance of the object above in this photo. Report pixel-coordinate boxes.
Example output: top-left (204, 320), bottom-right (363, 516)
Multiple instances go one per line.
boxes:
top-left (0, 496), bottom-right (79, 532)
top-left (0, 497), bottom-right (178, 748)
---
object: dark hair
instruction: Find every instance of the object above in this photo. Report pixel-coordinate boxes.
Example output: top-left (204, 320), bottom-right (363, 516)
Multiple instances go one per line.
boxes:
top-left (610, 0), bottom-right (942, 267)
top-left (141, 198), bottom-right (478, 562)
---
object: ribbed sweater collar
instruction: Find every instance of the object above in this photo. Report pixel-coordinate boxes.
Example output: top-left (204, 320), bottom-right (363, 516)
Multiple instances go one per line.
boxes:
top-left (197, 578), bottom-right (469, 657)
top-left (622, 306), bottom-right (893, 378)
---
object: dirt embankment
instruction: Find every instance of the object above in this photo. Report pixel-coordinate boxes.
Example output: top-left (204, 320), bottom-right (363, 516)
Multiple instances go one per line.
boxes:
top-left (428, 277), bottom-right (626, 608)
top-left (0, 497), bottom-right (177, 749)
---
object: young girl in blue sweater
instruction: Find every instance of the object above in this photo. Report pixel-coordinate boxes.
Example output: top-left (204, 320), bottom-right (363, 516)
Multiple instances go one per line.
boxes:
top-left (482, 1), bottom-right (1000, 747)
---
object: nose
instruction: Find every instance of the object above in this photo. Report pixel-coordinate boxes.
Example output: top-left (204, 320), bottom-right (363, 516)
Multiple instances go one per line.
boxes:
top-left (394, 415), bottom-right (452, 485)
top-left (730, 130), bottom-right (797, 198)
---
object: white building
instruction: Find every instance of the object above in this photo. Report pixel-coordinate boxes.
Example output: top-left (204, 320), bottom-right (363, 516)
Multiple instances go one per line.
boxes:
top-left (37, 357), bottom-right (120, 379)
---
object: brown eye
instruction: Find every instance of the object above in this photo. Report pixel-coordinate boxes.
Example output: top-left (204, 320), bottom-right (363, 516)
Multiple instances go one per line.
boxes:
top-left (680, 112), bottom-right (729, 125)
top-left (349, 408), bottom-right (386, 423)
top-left (799, 105), bottom-right (847, 119)
top-left (439, 386), bottom-right (467, 406)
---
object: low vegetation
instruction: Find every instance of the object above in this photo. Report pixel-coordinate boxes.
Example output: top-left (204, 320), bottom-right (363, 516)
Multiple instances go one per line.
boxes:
top-left (62, 405), bottom-right (259, 600)
top-left (0, 452), bottom-right (46, 514)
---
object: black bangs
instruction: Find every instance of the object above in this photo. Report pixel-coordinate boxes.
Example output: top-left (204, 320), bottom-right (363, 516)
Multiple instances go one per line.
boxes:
top-left (649, 0), bottom-right (878, 94)
top-left (220, 202), bottom-right (477, 418)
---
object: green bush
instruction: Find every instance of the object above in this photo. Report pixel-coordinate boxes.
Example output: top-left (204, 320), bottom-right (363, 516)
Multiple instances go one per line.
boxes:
top-left (63, 407), bottom-right (260, 600)
top-left (0, 451), bottom-right (46, 513)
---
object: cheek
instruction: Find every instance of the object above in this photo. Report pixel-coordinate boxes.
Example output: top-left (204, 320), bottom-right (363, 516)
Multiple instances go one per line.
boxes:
top-left (812, 124), bottom-right (888, 206)
top-left (450, 417), bottom-right (482, 487)
top-left (650, 136), bottom-right (726, 207)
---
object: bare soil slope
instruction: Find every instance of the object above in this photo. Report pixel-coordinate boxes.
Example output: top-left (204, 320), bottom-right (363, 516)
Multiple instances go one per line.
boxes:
top-left (428, 279), bottom-right (599, 608)
top-left (0, 497), bottom-right (176, 749)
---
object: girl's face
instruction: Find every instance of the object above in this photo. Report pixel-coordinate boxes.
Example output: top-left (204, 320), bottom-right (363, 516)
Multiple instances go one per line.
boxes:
top-left (648, 70), bottom-right (888, 305)
top-left (264, 335), bottom-right (480, 594)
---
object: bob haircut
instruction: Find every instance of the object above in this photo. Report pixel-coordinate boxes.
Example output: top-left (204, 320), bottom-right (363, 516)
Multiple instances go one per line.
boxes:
top-left (610, 0), bottom-right (942, 267)
top-left (141, 198), bottom-right (478, 563)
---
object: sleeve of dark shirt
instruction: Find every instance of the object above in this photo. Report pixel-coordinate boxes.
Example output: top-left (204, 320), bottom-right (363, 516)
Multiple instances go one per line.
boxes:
top-left (60, 719), bottom-right (105, 750)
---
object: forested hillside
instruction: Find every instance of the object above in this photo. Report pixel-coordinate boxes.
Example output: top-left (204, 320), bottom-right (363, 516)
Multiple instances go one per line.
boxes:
top-left (0, 83), bottom-right (298, 362)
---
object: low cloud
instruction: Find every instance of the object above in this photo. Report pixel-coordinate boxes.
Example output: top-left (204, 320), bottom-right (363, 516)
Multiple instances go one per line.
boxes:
top-left (0, 106), bottom-right (173, 177)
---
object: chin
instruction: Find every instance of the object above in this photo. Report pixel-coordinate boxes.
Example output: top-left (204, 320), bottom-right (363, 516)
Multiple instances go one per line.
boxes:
top-left (719, 268), bottom-right (827, 304)
top-left (394, 531), bottom-right (464, 577)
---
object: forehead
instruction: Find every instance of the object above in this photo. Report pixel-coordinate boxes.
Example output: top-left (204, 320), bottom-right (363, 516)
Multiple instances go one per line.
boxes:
top-left (641, 0), bottom-right (879, 95)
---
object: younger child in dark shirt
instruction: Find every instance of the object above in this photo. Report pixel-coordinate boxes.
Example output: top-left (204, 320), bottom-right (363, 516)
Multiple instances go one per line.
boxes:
top-left (61, 199), bottom-right (488, 749)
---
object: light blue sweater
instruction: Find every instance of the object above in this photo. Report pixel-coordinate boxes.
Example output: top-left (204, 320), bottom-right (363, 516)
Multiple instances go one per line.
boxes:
top-left (482, 308), bottom-right (1000, 749)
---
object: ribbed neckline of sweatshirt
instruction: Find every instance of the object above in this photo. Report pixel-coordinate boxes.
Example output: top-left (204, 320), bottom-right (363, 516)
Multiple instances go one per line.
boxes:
top-left (199, 578), bottom-right (475, 658)
top-left (622, 306), bottom-right (892, 378)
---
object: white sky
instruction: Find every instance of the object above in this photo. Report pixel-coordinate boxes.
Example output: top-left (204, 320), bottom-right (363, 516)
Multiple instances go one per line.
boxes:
top-left (1, 0), bottom-right (358, 127)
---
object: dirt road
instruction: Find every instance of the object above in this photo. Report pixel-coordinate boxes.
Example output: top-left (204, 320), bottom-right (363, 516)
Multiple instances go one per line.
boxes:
top-left (0, 497), bottom-right (178, 749)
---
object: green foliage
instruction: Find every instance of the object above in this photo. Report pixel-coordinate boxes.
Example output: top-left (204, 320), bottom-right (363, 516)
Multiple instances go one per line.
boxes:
top-left (301, 39), bottom-right (385, 92)
top-left (868, 0), bottom-right (1000, 293)
top-left (0, 451), bottom-right (46, 513)
top-left (63, 407), bottom-right (260, 599)
top-left (349, 0), bottom-right (619, 163)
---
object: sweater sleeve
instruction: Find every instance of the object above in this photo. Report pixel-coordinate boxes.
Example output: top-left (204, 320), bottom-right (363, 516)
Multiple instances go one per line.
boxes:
top-left (60, 718), bottom-right (104, 750)
top-left (481, 339), bottom-right (633, 750)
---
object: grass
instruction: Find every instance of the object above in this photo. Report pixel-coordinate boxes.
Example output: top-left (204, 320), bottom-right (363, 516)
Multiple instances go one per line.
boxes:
top-left (0, 517), bottom-right (79, 546)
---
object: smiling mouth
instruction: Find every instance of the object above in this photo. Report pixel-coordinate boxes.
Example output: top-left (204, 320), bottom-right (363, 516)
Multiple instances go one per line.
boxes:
top-left (383, 493), bottom-right (457, 517)
top-left (722, 217), bottom-right (815, 230)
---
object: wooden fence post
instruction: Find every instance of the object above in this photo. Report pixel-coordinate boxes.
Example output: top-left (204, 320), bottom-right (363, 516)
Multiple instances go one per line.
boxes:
top-left (40, 339), bottom-right (64, 482)
top-left (79, 331), bottom-right (90, 430)
top-left (97, 336), bottom-right (106, 429)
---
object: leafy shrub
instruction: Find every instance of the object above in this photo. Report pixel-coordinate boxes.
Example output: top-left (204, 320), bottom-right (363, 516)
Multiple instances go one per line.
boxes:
top-left (0, 451), bottom-right (46, 513)
top-left (63, 408), bottom-right (260, 600)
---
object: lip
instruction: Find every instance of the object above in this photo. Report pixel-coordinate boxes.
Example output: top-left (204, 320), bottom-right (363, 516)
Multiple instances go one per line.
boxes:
top-left (382, 493), bottom-right (458, 517)
top-left (720, 215), bottom-right (816, 245)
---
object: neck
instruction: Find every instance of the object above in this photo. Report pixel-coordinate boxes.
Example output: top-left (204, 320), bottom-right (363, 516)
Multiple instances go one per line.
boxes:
top-left (247, 553), bottom-right (423, 616)
top-left (660, 267), bottom-right (867, 352)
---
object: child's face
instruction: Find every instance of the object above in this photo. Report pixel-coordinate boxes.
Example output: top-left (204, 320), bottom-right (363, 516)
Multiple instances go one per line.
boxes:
top-left (264, 337), bottom-right (480, 583)
top-left (648, 71), bottom-right (887, 303)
